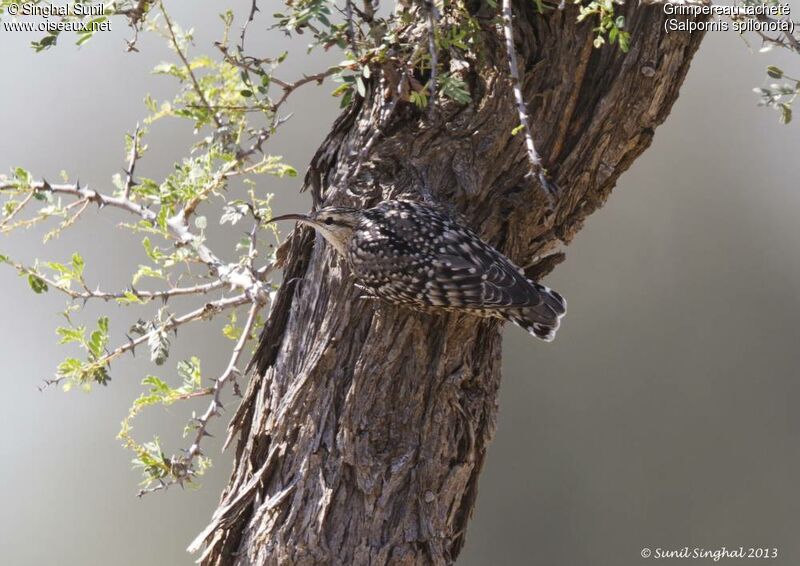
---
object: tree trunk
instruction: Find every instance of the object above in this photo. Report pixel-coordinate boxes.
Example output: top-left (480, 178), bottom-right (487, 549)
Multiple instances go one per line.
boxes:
top-left (195, 3), bottom-right (705, 564)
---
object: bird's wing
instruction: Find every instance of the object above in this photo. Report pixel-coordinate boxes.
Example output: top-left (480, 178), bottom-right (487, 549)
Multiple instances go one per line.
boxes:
top-left (349, 202), bottom-right (563, 318)
top-left (424, 229), bottom-right (545, 309)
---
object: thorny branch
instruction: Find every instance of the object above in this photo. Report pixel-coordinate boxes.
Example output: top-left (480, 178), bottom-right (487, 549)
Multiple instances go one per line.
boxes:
top-left (2, 256), bottom-right (227, 303)
top-left (0, 179), bottom-right (272, 298)
top-left (750, 13), bottom-right (800, 54)
top-left (136, 300), bottom-right (261, 497)
top-left (239, 0), bottom-right (260, 52)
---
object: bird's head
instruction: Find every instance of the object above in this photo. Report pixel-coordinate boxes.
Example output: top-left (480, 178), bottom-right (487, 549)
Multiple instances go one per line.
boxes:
top-left (268, 206), bottom-right (361, 256)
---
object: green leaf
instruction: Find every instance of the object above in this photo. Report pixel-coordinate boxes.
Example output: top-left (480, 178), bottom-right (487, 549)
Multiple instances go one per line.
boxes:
top-left (14, 167), bottom-right (32, 186)
top-left (618, 31), bottom-right (630, 53)
top-left (28, 274), bottom-right (48, 294)
top-left (56, 326), bottom-right (86, 345)
top-left (71, 253), bottom-right (85, 276)
top-left (142, 375), bottom-right (171, 395)
top-left (88, 317), bottom-right (109, 358)
top-left (132, 265), bottom-right (165, 285)
top-left (117, 291), bottom-right (144, 305)
top-left (767, 66), bottom-right (784, 79)
top-left (177, 357), bottom-right (202, 391)
top-left (779, 103), bottom-right (792, 124)
top-left (76, 32), bottom-right (95, 47)
top-left (57, 358), bottom-right (83, 378)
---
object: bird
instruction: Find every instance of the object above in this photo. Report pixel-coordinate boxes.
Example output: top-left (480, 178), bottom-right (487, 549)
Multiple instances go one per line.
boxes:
top-left (268, 199), bottom-right (566, 341)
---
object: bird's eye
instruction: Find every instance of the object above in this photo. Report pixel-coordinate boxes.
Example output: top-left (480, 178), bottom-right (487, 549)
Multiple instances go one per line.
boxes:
top-left (324, 217), bottom-right (333, 225)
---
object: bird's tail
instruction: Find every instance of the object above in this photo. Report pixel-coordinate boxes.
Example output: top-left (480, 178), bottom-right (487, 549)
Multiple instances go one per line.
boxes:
top-left (505, 284), bottom-right (567, 342)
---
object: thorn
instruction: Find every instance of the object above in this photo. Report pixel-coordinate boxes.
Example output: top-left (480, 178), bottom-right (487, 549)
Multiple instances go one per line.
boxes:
top-left (125, 334), bottom-right (136, 357)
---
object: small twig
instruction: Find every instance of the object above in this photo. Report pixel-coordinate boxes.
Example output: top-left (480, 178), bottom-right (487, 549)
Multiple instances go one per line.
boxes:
top-left (501, 0), bottom-right (556, 200)
top-left (234, 69), bottom-right (337, 162)
top-left (175, 388), bottom-right (214, 401)
top-left (272, 68), bottom-right (338, 111)
top-left (188, 301), bottom-right (259, 457)
top-left (102, 294), bottom-right (253, 369)
top-left (2, 257), bottom-right (227, 302)
top-left (425, 0), bottom-right (440, 118)
top-left (160, 2), bottom-right (223, 129)
top-left (0, 179), bottom-right (155, 219)
top-left (123, 123), bottom-right (140, 201)
top-left (186, 104), bottom-right (264, 112)
top-left (50, 198), bottom-right (90, 237)
top-left (345, 0), bottom-right (359, 54)
top-left (140, 300), bottom-right (261, 497)
top-left (240, 0), bottom-right (260, 52)
top-left (0, 191), bottom-right (34, 229)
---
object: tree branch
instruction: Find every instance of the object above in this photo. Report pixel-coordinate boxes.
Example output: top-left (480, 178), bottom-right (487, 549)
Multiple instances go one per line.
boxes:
top-left (0, 179), bottom-right (273, 299)
top-left (501, 0), bottom-right (555, 199)
top-left (123, 123), bottom-right (141, 201)
top-left (139, 300), bottom-right (261, 497)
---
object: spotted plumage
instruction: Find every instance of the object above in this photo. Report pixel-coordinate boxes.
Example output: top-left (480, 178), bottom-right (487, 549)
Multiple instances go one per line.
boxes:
top-left (269, 200), bottom-right (566, 341)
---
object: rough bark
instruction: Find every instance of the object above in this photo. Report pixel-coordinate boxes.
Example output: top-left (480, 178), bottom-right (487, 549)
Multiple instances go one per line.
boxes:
top-left (196, 3), bottom-right (705, 564)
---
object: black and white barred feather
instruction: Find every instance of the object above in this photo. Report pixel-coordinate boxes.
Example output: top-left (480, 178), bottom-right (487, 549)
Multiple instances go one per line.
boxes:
top-left (341, 201), bottom-right (566, 341)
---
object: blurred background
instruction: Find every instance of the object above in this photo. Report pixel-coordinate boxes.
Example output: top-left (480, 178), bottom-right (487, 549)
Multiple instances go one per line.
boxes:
top-left (2, 3), bottom-right (800, 565)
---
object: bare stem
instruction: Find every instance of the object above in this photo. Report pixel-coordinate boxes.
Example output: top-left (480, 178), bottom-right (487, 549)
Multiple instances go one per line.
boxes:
top-left (123, 123), bottom-right (141, 201)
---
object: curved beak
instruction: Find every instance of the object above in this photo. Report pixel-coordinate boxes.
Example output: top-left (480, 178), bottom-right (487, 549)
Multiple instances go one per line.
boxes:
top-left (266, 213), bottom-right (311, 224)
